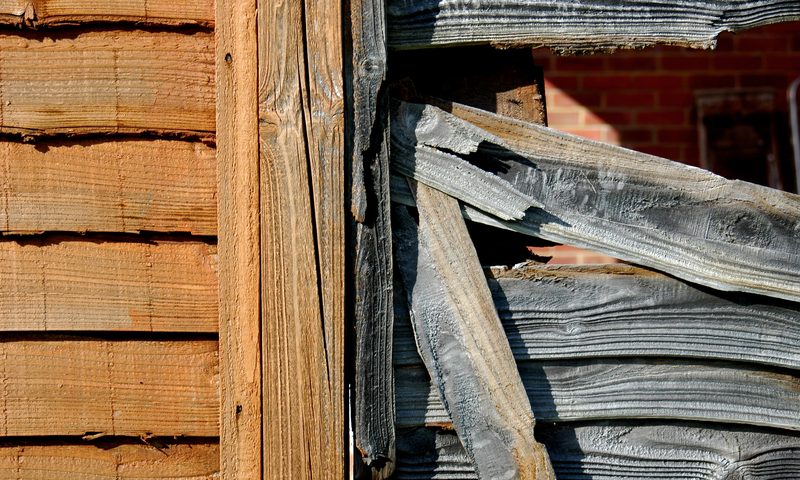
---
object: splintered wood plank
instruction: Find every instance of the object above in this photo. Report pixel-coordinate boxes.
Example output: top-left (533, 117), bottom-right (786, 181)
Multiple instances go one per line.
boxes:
top-left (0, 140), bottom-right (216, 235)
top-left (0, 0), bottom-right (213, 27)
top-left (393, 264), bottom-right (800, 370)
top-left (393, 183), bottom-right (554, 480)
top-left (386, 0), bottom-right (800, 51)
top-left (393, 101), bottom-right (800, 303)
top-left (258, 0), bottom-right (344, 476)
top-left (0, 238), bottom-right (217, 332)
top-left (216, 0), bottom-right (262, 477)
top-left (0, 338), bottom-right (218, 437)
top-left (0, 30), bottom-right (214, 138)
top-left (396, 424), bottom-right (800, 480)
top-left (395, 359), bottom-right (800, 431)
top-left (0, 442), bottom-right (219, 479)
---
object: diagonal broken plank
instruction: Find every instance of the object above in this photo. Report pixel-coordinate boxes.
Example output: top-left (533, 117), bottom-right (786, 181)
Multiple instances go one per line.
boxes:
top-left (393, 179), bottom-right (554, 480)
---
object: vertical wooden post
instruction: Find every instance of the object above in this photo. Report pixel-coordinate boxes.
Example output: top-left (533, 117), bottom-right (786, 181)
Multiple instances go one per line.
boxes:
top-left (258, 0), bottom-right (345, 478)
top-left (216, 0), bottom-right (263, 478)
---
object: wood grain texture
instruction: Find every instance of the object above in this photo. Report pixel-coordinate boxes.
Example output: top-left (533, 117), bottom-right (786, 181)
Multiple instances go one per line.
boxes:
top-left (0, 140), bottom-right (216, 235)
top-left (395, 359), bottom-right (800, 431)
top-left (216, 0), bottom-right (261, 478)
top-left (0, 338), bottom-right (218, 437)
top-left (393, 264), bottom-right (800, 370)
top-left (394, 101), bottom-right (800, 303)
top-left (0, 30), bottom-right (214, 138)
top-left (0, 0), bottom-right (213, 27)
top-left (393, 183), bottom-right (554, 480)
top-left (0, 442), bottom-right (219, 479)
top-left (396, 423), bottom-right (800, 479)
top-left (258, 0), bottom-right (344, 476)
top-left (386, 0), bottom-right (800, 51)
top-left (0, 238), bottom-right (217, 332)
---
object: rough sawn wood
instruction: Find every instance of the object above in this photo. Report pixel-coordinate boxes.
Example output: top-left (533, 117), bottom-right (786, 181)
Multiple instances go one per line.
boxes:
top-left (0, 0), bottom-right (213, 27)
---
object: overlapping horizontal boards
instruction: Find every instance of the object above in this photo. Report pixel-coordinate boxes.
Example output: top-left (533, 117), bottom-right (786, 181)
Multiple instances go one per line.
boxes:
top-left (0, 0), bottom-right (213, 27)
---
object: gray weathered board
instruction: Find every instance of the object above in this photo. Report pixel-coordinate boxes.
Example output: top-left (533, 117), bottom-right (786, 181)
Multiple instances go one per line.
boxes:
top-left (386, 0), bottom-right (800, 51)
top-left (395, 423), bottom-right (800, 479)
top-left (393, 264), bottom-right (800, 371)
top-left (391, 101), bottom-right (800, 303)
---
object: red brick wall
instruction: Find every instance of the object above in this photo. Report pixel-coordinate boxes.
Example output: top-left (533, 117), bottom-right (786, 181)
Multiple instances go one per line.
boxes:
top-left (534, 21), bottom-right (800, 167)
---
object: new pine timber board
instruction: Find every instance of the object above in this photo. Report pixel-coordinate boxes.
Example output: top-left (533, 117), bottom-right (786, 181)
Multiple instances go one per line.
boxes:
top-left (0, 442), bottom-right (219, 479)
top-left (216, 0), bottom-right (262, 477)
top-left (0, 238), bottom-right (217, 332)
top-left (396, 423), bottom-right (800, 479)
top-left (0, 0), bottom-right (213, 27)
top-left (393, 264), bottom-right (800, 370)
top-left (392, 101), bottom-right (800, 302)
top-left (0, 140), bottom-right (216, 235)
top-left (0, 338), bottom-right (218, 437)
top-left (0, 30), bottom-right (214, 138)
top-left (386, 0), bottom-right (800, 51)
top-left (258, 0), bottom-right (344, 476)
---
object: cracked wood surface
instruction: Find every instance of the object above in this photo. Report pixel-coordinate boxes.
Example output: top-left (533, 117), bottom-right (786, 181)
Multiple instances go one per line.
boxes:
top-left (0, 140), bottom-right (216, 235)
top-left (0, 30), bottom-right (214, 138)
top-left (396, 423), bottom-right (800, 479)
top-left (394, 182), bottom-right (554, 480)
top-left (258, 0), bottom-right (345, 476)
top-left (0, 338), bottom-right (218, 437)
top-left (386, 0), bottom-right (800, 51)
top-left (0, 238), bottom-right (217, 332)
top-left (0, 0), bottom-right (213, 27)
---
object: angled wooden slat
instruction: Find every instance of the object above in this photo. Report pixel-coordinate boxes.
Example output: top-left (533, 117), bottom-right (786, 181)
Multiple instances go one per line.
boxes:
top-left (0, 140), bottom-right (216, 235)
top-left (396, 424), bottom-right (800, 480)
top-left (395, 359), bottom-right (800, 431)
top-left (393, 264), bottom-right (800, 370)
top-left (0, 30), bottom-right (214, 138)
top-left (0, 338), bottom-right (218, 437)
top-left (0, 0), bottom-right (213, 27)
top-left (394, 183), bottom-right (554, 480)
top-left (386, 0), bottom-right (800, 51)
top-left (0, 238), bottom-right (217, 332)
top-left (216, 0), bottom-right (262, 477)
top-left (392, 101), bottom-right (800, 302)
top-left (0, 442), bottom-right (219, 479)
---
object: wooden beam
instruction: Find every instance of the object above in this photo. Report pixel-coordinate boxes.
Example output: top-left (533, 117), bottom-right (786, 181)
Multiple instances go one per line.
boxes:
top-left (396, 359), bottom-right (800, 431)
top-left (0, 338), bottom-right (218, 437)
top-left (0, 0), bottom-right (213, 27)
top-left (258, 0), bottom-right (345, 476)
top-left (0, 140), bottom-right (216, 235)
top-left (395, 423), bottom-right (800, 479)
top-left (392, 101), bottom-right (800, 303)
top-left (0, 442), bottom-right (219, 480)
top-left (386, 0), bottom-right (800, 51)
top-left (0, 30), bottom-right (214, 138)
top-left (0, 238), bottom-right (217, 332)
top-left (216, 0), bottom-right (262, 478)
top-left (393, 182), bottom-right (554, 479)
top-left (394, 264), bottom-right (800, 370)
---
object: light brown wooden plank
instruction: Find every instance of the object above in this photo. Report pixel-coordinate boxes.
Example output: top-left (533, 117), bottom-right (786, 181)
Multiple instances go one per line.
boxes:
top-left (0, 338), bottom-right (218, 437)
top-left (0, 30), bottom-right (214, 138)
top-left (394, 183), bottom-right (554, 480)
top-left (216, 0), bottom-right (262, 477)
top-left (0, 0), bottom-right (213, 27)
top-left (0, 238), bottom-right (217, 332)
top-left (0, 140), bottom-right (216, 235)
top-left (0, 442), bottom-right (219, 479)
top-left (258, 0), bottom-right (345, 476)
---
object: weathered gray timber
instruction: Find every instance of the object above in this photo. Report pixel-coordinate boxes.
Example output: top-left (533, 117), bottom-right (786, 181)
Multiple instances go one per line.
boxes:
top-left (393, 264), bottom-right (800, 370)
top-left (395, 359), bottom-right (800, 430)
top-left (395, 423), bottom-right (800, 479)
top-left (393, 182), bottom-right (554, 480)
top-left (349, 0), bottom-right (395, 474)
top-left (391, 101), bottom-right (800, 303)
top-left (386, 0), bottom-right (800, 51)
